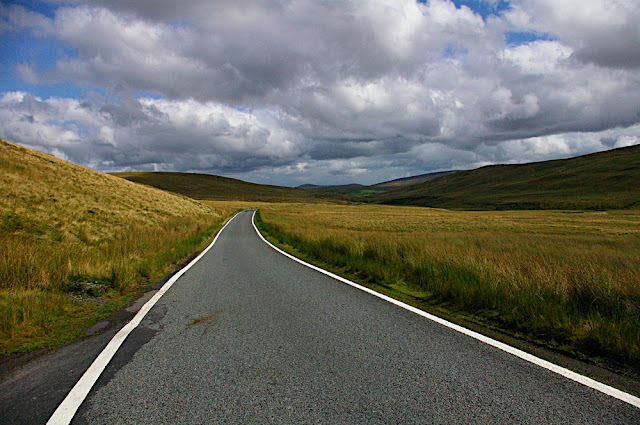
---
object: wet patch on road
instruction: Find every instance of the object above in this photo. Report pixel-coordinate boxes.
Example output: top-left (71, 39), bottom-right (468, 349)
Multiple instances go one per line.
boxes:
top-left (189, 310), bottom-right (222, 327)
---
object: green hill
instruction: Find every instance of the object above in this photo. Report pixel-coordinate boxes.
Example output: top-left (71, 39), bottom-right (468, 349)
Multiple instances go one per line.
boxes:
top-left (113, 172), bottom-right (343, 203)
top-left (375, 145), bottom-right (640, 210)
top-left (370, 171), bottom-right (458, 191)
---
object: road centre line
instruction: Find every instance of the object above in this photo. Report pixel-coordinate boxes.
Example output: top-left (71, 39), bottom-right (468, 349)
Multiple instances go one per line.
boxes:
top-left (250, 210), bottom-right (640, 409)
top-left (47, 212), bottom-right (241, 425)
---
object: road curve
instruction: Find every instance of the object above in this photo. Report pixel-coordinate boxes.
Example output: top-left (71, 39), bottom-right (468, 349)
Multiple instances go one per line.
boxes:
top-left (66, 210), bottom-right (638, 423)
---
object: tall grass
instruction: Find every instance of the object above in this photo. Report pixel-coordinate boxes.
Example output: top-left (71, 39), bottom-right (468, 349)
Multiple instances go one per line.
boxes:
top-left (256, 204), bottom-right (640, 372)
top-left (0, 215), bottom-right (226, 355)
top-left (0, 139), bottom-right (235, 355)
top-left (1, 217), bottom-right (220, 292)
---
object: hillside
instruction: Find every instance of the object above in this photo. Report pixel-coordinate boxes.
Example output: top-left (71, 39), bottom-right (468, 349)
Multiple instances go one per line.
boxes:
top-left (114, 172), bottom-right (343, 202)
top-left (375, 145), bottom-right (640, 210)
top-left (1, 144), bottom-right (216, 241)
top-left (298, 171), bottom-right (456, 196)
top-left (370, 171), bottom-right (458, 191)
top-left (0, 139), bottom-right (227, 355)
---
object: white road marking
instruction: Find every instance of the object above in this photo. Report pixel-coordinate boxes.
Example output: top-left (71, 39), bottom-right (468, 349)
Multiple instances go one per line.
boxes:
top-left (251, 210), bottom-right (640, 409)
top-left (47, 212), bottom-right (241, 425)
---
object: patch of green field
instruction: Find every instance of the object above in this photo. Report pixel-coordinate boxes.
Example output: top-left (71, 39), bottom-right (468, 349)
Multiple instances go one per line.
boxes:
top-left (348, 189), bottom-right (379, 196)
top-left (255, 203), bottom-right (640, 375)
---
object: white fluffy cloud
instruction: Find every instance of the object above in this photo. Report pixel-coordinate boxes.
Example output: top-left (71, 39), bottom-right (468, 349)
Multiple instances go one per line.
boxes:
top-left (506, 0), bottom-right (640, 68)
top-left (1, 0), bottom-right (639, 184)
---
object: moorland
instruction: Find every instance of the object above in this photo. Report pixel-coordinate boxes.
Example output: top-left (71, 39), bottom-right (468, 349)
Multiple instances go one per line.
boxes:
top-left (2, 138), bottom-right (639, 380)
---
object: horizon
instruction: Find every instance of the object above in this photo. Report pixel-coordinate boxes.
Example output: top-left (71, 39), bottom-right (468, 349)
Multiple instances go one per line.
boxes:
top-left (1, 0), bottom-right (639, 186)
top-left (110, 142), bottom-right (637, 189)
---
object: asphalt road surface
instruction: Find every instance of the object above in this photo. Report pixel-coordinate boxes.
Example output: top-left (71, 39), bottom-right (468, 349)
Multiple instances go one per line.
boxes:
top-left (8, 209), bottom-right (640, 423)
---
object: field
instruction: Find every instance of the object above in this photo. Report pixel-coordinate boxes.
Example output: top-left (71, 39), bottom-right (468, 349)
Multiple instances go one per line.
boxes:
top-left (255, 203), bottom-right (640, 373)
top-left (0, 140), bottom-right (238, 356)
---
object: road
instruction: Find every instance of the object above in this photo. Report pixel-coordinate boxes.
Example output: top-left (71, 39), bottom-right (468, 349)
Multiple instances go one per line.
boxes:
top-left (5, 209), bottom-right (639, 423)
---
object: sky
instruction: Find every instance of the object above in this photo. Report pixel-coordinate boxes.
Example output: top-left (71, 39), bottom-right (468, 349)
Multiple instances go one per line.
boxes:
top-left (1, 0), bottom-right (639, 186)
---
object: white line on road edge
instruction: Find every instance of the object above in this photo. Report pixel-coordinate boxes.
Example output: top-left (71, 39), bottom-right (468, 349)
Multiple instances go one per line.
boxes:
top-left (251, 210), bottom-right (640, 409)
top-left (47, 212), bottom-right (241, 425)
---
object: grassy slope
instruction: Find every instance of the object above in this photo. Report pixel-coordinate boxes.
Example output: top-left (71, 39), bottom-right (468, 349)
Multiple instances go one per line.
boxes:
top-left (0, 139), bottom-right (231, 355)
top-left (370, 170), bottom-right (458, 191)
top-left (375, 145), bottom-right (640, 210)
top-left (113, 172), bottom-right (344, 203)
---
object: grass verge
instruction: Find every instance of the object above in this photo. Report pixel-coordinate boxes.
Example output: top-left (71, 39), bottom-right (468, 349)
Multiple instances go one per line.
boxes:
top-left (0, 217), bottom-right (232, 356)
top-left (254, 204), bottom-right (640, 378)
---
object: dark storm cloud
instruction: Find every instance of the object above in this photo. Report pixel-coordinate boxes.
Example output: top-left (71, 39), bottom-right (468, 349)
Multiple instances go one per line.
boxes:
top-left (573, 43), bottom-right (640, 70)
top-left (307, 137), bottom-right (427, 160)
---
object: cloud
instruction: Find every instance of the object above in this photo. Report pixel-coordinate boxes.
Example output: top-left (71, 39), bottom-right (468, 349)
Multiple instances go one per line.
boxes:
top-left (1, 0), bottom-right (640, 185)
top-left (0, 91), bottom-right (300, 172)
top-left (506, 0), bottom-right (640, 69)
top-left (14, 63), bottom-right (41, 84)
top-left (2, 89), bottom-right (639, 186)
top-left (0, 3), bottom-right (54, 35)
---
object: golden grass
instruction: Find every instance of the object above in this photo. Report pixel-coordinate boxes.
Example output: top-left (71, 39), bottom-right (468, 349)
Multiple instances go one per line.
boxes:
top-left (0, 139), bottom-right (230, 355)
top-left (256, 203), bottom-right (640, 371)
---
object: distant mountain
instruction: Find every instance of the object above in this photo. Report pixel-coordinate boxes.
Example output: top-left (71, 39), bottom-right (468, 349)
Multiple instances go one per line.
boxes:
top-left (295, 183), bottom-right (367, 195)
top-left (114, 172), bottom-right (344, 203)
top-left (376, 145), bottom-right (640, 210)
top-left (298, 170), bottom-right (457, 196)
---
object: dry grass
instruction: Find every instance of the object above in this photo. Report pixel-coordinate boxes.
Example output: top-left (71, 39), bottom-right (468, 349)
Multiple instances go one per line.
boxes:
top-left (0, 139), bottom-right (230, 355)
top-left (256, 203), bottom-right (640, 372)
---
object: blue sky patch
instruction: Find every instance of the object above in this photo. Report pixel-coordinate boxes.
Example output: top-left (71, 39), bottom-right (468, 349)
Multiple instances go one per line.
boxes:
top-left (449, 0), bottom-right (510, 19)
top-left (506, 31), bottom-right (556, 46)
top-left (5, 0), bottom-right (57, 18)
top-left (418, 0), bottom-right (511, 20)
top-left (0, 31), bottom-right (78, 70)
